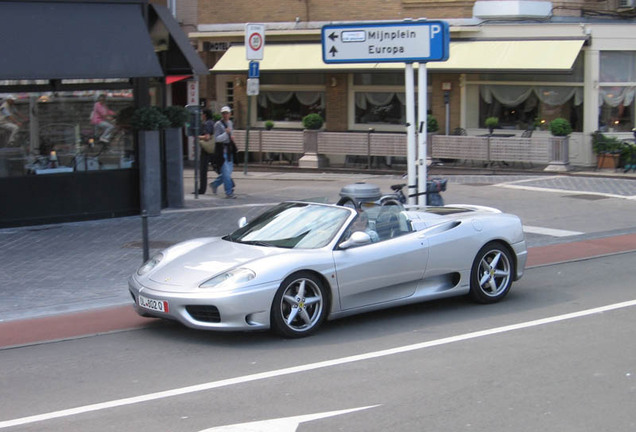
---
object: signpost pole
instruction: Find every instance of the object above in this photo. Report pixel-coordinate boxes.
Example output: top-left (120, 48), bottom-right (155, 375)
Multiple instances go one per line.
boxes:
top-left (405, 63), bottom-right (416, 206)
top-left (417, 63), bottom-right (428, 206)
top-left (245, 24), bottom-right (265, 176)
top-left (244, 96), bottom-right (251, 175)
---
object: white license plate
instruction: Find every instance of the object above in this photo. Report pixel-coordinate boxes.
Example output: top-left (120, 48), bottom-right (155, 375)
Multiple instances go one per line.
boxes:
top-left (138, 295), bottom-right (169, 313)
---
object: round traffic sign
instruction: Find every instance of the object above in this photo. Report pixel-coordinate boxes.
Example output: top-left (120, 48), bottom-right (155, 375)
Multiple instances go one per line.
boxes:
top-left (248, 32), bottom-right (263, 52)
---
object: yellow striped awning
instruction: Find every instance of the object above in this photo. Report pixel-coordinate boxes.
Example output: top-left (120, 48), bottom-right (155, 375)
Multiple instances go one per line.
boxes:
top-left (211, 40), bottom-right (584, 73)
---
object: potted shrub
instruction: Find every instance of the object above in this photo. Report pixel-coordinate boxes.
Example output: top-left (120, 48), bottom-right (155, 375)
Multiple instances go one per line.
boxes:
top-left (302, 113), bottom-right (324, 130)
top-left (264, 120), bottom-right (274, 131)
top-left (592, 131), bottom-right (625, 170)
top-left (162, 106), bottom-right (190, 129)
top-left (131, 106), bottom-right (170, 216)
top-left (427, 114), bottom-right (439, 133)
top-left (299, 113), bottom-right (327, 168)
top-left (426, 115), bottom-right (439, 163)
top-left (544, 117), bottom-right (572, 172)
top-left (130, 106), bottom-right (170, 131)
top-left (162, 106), bottom-right (190, 209)
top-left (485, 117), bottom-right (499, 135)
top-left (548, 117), bottom-right (573, 137)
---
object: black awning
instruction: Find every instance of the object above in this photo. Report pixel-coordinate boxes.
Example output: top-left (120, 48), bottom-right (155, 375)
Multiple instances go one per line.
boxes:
top-left (149, 4), bottom-right (209, 76)
top-left (0, 1), bottom-right (164, 80)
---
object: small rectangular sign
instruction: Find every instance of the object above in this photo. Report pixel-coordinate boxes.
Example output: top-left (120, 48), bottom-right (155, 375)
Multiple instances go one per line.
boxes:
top-left (246, 78), bottom-right (259, 96)
top-left (248, 61), bottom-right (260, 78)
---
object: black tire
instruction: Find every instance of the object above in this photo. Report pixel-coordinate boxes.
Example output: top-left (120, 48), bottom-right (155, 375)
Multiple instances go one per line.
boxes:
top-left (271, 272), bottom-right (328, 338)
top-left (469, 242), bottom-right (514, 304)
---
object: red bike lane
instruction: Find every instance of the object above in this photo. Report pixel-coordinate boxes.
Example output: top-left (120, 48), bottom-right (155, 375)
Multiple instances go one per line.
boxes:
top-left (2, 233), bottom-right (635, 349)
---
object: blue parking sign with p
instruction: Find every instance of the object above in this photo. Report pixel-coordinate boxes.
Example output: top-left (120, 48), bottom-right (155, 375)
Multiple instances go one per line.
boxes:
top-left (248, 61), bottom-right (260, 78)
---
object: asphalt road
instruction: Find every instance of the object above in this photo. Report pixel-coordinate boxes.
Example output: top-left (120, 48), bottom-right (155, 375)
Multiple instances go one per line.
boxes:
top-left (1, 252), bottom-right (635, 431)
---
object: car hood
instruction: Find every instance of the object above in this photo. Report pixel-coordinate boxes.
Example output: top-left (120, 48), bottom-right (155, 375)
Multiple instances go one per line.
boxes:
top-left (148, 238), bottom-right (284, 288)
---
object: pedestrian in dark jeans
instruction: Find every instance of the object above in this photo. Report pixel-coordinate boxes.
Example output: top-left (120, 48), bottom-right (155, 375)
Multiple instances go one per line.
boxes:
top-left (198, 109), bottom-right (215, 194)
top-left (210, 106), bottom-right (237, 198)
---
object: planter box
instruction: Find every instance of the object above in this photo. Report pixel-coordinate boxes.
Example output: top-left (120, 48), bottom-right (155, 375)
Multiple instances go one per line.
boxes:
top-left (164, 128), bottom-right (184, 208)
top-left (544, 136), bottom-right (571, 172)
top-left (298, 129), bottom-right (329, 168)
top-left (138, 130), bottom-right (162, 217)
top-left (596, 153), bottom-right (620, 170)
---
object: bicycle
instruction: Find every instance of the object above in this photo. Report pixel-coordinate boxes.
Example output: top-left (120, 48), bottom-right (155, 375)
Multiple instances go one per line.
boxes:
top-left (379, 181), bottom-right (446, 207)
top-left (74, 124), bottom-right (134, 170)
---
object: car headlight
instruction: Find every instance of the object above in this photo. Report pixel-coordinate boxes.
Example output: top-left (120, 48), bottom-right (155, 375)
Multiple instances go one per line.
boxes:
top-left (137, 253), bottom-right (164, 276)
top-left (200, 268), bottom-right (255, 289)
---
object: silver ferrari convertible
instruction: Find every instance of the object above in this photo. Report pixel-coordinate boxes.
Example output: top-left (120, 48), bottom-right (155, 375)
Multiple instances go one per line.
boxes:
top-left (129, 198), bottom-right (527, 338)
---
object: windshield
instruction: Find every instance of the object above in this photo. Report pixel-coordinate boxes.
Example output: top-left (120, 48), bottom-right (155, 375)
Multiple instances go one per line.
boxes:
top-left (224, 202), bottom-right (351, 249)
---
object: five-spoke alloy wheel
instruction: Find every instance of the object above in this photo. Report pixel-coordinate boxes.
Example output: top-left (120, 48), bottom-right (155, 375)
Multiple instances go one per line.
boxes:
top-left (271, 272), bottom-right (328, 338)
top-left (469, 242), bottom-right (514, 303)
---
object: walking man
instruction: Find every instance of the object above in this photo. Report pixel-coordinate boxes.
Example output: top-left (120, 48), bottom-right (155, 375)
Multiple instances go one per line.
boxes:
top-left (210, 106), bottom-right (237, 198)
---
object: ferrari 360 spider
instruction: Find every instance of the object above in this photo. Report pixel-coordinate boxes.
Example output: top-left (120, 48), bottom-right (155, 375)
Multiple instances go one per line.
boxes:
top-left (129, 197), bottom-right (527, 338)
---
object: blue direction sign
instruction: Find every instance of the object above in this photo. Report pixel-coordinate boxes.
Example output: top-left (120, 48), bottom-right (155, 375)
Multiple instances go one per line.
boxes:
top-left (248, 60), bottom-right (260, 78)
top-left (322, 21), bottom-right (449, 64)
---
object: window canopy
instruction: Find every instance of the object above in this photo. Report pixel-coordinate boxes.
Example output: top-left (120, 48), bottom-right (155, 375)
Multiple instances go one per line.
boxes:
top-left (212, 40), bottom-right (585, 73)
top-left (0, 0), bottom-right (207, 80)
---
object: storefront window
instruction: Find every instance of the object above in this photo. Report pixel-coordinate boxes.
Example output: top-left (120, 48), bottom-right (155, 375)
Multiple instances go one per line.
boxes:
top-left (355, 92), bottom-right (406, 125)
top-left (0, 90), bottom-right (134, 178)
top-left (599, 52), bottom-right (635, 132)
top-left (479, 85), bottom-right (583, 131)
top-left (257, 91), bottom-right (325, 122)
top-left (351, 73), bottom-right (427, 130)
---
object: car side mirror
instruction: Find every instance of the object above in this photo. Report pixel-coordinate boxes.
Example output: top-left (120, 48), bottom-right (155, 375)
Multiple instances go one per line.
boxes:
top-left (238, 216), bottom-right (247, 228)
top-left (339, 231), bottom-right (372, 249)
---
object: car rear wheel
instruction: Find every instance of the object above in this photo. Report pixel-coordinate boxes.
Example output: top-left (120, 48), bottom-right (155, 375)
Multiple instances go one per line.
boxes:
top-left (271, 272), bottom-right (327, 338)
top-left (469, 242), bottom-right (513, 303)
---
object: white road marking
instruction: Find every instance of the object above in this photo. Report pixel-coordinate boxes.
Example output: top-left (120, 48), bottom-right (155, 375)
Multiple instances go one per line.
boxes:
top-left (2, 299), bottom-right (636, 429)
top-left (523, 225), bottom-right (584, 237)
top-left (198, 405), bottom-right (378, 432)
top-left (494, 180), bottom-right (636, 201)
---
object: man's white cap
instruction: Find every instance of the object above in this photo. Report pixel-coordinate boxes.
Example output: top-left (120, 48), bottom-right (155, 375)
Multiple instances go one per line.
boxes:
top-left (221, 106), bottom-right (232, 113)
top-left (5, 94), bottom-right (16, 101)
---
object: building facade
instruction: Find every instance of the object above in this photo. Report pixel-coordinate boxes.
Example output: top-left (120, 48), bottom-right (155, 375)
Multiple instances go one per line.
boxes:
top-left (187, 0), bottom-right (636, 167)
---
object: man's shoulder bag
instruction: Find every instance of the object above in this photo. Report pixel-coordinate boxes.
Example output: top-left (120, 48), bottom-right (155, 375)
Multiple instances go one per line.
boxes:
top-left (200, 138), bottom-right (215, 154)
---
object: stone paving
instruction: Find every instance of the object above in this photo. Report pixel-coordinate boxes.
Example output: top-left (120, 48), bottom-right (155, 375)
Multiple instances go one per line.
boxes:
top-left (1, 168), bottom-right (634, 323)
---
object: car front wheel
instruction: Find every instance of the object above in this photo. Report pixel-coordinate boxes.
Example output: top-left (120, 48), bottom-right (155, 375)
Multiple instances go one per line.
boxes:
top-left (469, 242), bottom-right (514, 303)
top-left (271, 272), bottom-right (327, 338)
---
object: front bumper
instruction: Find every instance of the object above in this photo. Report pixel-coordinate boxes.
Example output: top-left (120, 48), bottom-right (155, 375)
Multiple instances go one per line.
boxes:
top-left (128, 275), bottom-right (279, 331)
